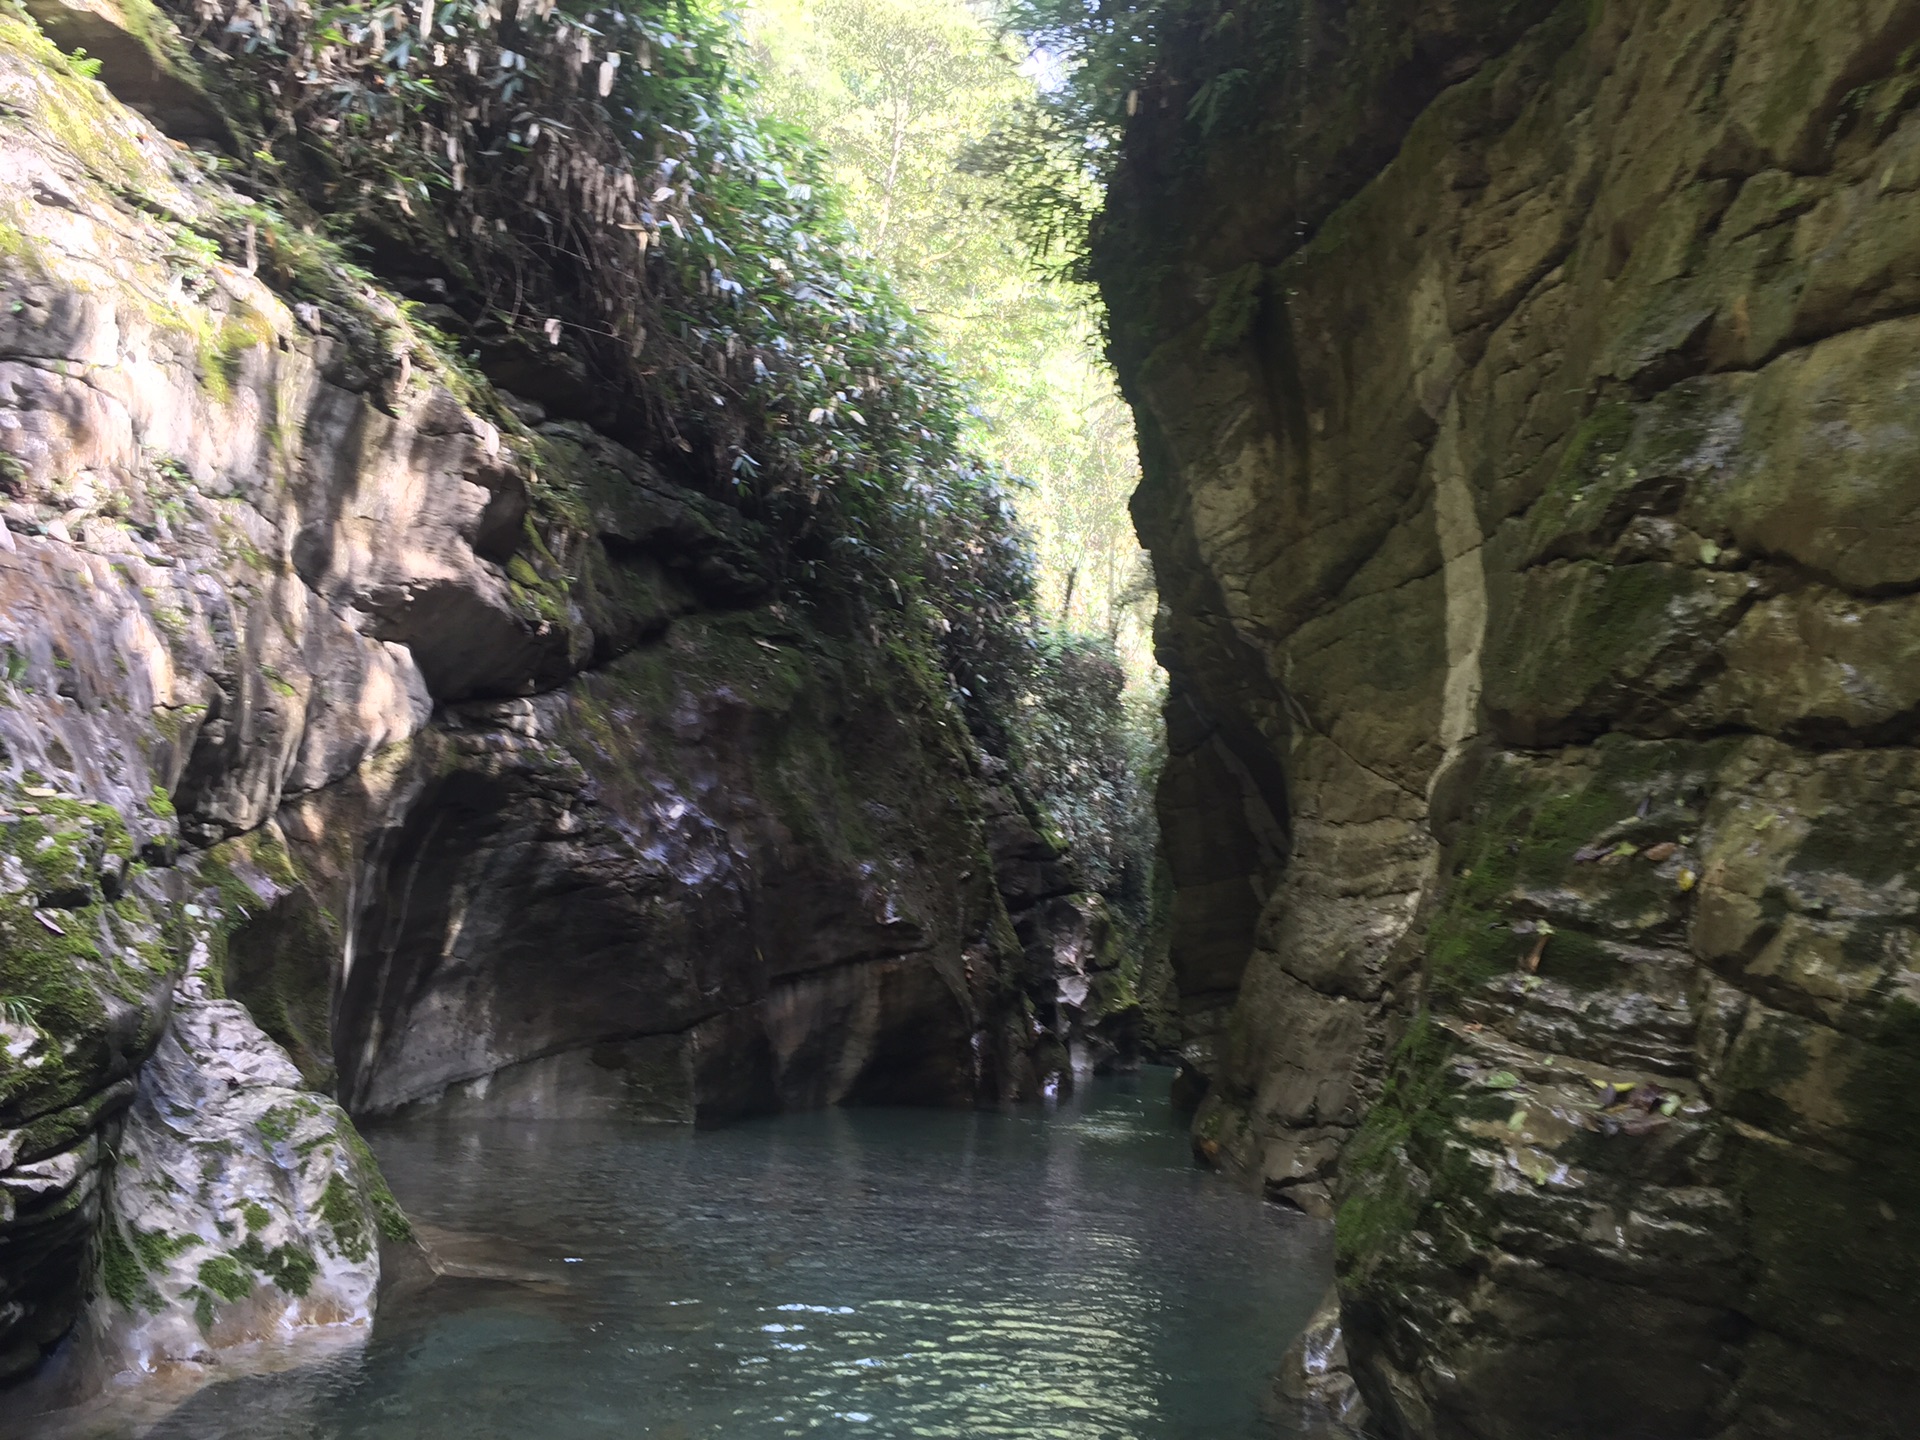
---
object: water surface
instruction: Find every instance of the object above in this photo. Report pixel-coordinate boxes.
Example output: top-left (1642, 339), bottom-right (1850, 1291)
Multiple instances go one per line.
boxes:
top-left (77, 1069), bottom-right (1336, 1438)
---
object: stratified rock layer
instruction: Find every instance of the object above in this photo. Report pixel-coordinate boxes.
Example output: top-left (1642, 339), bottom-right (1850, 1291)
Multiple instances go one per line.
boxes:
top-left (1104, 1), bottom-right (1920, 1435)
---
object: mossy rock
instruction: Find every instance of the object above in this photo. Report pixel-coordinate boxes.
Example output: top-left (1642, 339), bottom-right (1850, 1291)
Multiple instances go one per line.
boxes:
top-left (0, 782), bottom-right (180, 1125)
top-left (19, 0), bottom-right (229, 143)
top-left (198, 833), bottom-right (341, 1090)
top-left (1334, 1014), bottom-right (1489, 1287)
top-left (1424, 737), bottom-right (1729, 1001)
top-left (1482, 559), bottom-right (1750, 745)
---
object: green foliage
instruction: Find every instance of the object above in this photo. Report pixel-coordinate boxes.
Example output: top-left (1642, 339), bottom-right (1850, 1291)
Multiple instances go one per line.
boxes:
top-left (1185, 65), bottom-right (1251, 135)
top-left (972, 0), bottom-right (1194, 284)
top-left (160, 0), bottom-right (1022, 621)
top-left (974, 0), bottom-right (1312, 297)
top-left (143, 0), bottom-right (1165, 966)
top-left (742, 0), bottom-right (1162, 937)
top-left (981, 0), bottom-right (1552, 300)
top-left (745, 0), bottom-right (1155, 677)
top-left (1005, 632), bottom-right (1159, 910)
top-left (747, 0), bottom-right (1023, 278)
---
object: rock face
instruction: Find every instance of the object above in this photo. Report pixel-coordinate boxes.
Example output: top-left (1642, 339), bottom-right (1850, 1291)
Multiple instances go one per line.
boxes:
top-left (0, 7), bottom-right (1072, 1391)
top-left (1103, 1), bottom-right (1920, 1434)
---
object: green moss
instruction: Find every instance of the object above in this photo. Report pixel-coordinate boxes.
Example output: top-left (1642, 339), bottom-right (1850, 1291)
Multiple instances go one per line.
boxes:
top-left (1335, 1014), bottom-right (1488, 1283)
top-left (1718, 1011), bottom-right (1813, 1135)
top-left (97, 1220), bottom-right (163, 1313)
top-left (198, 306), bottom-right (278, 404)
top-left (1564, 398), bottom-right (1636, 478)
top-left (130, 1225), bottom-right (195, 1271)
top-left (254, 1102), bottom-right (303, 1145)
top-left (105, 0), bottom-right (190, 62)
top-left (0, 217), bottom-right (36, 269)
top-left (0, 17), bottom-right (148, 192)
top-left (266, 1243), bottom-right (317, 1297)
top-left (239, 1199), bottom-right (272, 1233)
top-left (339, 1124), bottom-right (411, 1242)
top-left (188, 1284), bottom-right (217, 1333)
top-left (1492, 559), bottom-right (1725, 723)
top-left (1202, 262), bottom-right (1263, 353)
top-left (182, 1235), bottom-right (319, 1307)
top-left (1535, 926), bottom-right (1623, 990)
top-left (1732, 1006), bottom-right (1920, 1342)
top-left (571, 611), bottom-right (894, 862)
top-left (1842, 1000), bottom-right (1920, 1159)
top-left (0, 785), bottom-right (183, 1115)
top-left (194, 829), bottom-right (327, 1031)
top-left (503, 538), bottom-right (572, 626)
top-left (319, 1171), bottom-right (371, 1262)
top-left (196, 1253), bottom-right (255, 1303)
top-left (232, 1234), bottom-right (318, 1296)
top-left (1793, 810), bottom-right (1911, 889)
top-left (223, 889), bottom-right (339, 1090)
top-left (1425, 737), bottom-right (1719, 999)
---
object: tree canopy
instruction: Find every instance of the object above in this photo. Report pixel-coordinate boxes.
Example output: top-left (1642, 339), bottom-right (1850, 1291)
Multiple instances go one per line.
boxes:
top-left (742, 0), bottom-right (1158, 686)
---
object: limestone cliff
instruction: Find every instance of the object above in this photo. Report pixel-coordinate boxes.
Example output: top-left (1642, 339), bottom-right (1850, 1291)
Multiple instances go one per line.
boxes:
top-left (1102, 1), bottom-right (1920, 1435)
top-left (0, 0), bottom-right (1102, 1394)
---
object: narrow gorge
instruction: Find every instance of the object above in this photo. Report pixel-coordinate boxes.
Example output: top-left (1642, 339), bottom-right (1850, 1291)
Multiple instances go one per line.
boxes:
top-left (2, 0), bottom-right (1918, 1436)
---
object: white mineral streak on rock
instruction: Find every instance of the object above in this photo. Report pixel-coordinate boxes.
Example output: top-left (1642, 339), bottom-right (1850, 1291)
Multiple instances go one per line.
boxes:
top-left (1428, 398), bottom-right (1487, 791)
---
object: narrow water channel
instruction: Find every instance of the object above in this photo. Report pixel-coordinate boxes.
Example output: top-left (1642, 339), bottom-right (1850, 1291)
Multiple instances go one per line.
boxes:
top-left (44, 1070), bottom-right (1334, 1438)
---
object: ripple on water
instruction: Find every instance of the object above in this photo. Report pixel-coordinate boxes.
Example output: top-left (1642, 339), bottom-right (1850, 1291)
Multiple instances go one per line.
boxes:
top-left (53, 1069), bottom-right (1335, 1440)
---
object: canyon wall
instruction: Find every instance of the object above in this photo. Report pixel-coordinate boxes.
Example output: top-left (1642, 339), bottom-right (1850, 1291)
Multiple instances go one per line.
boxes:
top-left (0, 4), bottom-right (1095, 1390)
top-left (1105, 1), bottom-right (1920, 1435)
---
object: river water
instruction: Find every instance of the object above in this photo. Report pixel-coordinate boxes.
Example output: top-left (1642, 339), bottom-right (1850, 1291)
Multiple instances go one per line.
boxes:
top-left (36, 1069), bottom-right (1335, 1439)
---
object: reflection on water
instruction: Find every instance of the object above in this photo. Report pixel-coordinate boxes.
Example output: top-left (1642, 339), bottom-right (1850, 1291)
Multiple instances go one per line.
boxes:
top-left (45, 1068), bottom-right (1335, 1439)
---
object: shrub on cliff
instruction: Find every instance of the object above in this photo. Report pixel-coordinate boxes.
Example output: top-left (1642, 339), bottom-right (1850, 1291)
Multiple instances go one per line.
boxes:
top-left (158, 0), bottom-right (1031, 628)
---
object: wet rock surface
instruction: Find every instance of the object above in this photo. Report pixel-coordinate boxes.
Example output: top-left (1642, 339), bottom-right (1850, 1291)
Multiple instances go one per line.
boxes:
top-left (1103, 0), bottom-right (1920, 1434)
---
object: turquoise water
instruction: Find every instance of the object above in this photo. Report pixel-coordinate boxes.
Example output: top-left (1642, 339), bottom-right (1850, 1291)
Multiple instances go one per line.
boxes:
top-left (60, 1070), bottom-right (1335, 1439)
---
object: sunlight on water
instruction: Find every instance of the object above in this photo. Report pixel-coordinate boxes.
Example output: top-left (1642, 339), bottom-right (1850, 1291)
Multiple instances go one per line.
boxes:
top-left (56, 1069), bottom-right (1333, 1439)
